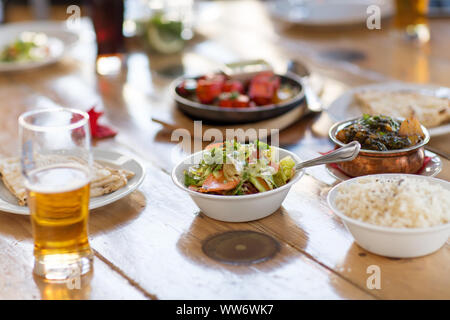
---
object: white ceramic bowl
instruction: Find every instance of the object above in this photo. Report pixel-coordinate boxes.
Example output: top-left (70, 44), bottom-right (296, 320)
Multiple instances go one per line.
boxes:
top-left (327, 174), bottom-right (450, 258)
top-left (172, 147), bottom-right (304, 222)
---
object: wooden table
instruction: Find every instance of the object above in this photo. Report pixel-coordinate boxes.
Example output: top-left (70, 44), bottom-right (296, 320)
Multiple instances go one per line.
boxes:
top-left (0, 1), bottom-right (449, 300)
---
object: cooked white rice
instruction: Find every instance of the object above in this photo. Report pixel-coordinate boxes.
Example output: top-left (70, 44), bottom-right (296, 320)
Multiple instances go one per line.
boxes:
top-left (334, 176), bottom-right (450, 228)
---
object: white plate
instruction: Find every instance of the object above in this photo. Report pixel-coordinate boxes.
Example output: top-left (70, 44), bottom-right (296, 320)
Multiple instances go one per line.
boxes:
top-left (267, 0), bottom-right (394, 26)
top-left (0, 21), bottom-right (79, 72)
top-left (325, 150), bottom-right (443, 181)
top-left (327, 82), bottom-right (450, 137)
top-left (0, 149), bottom-right (146, 215)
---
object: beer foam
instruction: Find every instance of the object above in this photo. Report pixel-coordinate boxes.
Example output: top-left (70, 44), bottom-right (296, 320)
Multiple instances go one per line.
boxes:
top-left (25, 164), bottom-right (90, 194)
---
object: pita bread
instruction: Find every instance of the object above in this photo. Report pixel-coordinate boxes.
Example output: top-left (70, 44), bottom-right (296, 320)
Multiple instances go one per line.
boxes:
top-left (0, 157), bottom-right (135, 206)
top-left (0, 158), bottom-right (27, 206)
top-left (354, 91), bottom-right (450, 128)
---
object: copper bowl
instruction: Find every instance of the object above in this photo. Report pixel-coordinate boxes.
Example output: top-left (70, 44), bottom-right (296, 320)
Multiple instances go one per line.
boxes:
top-left (328, 118), bottom-right (430, 177)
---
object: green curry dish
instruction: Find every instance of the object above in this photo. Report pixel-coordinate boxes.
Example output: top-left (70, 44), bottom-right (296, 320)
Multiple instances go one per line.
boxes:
top-left (184, 141), bottom-right (296, 195)
top-left (336, 114), bottom-right (423, 151)
top-left (360, 114), bottom-right (400, 132)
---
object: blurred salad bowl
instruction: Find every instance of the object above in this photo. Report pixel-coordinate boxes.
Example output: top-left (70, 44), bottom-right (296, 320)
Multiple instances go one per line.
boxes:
top-left (172, 141), bottom-right (360, 222)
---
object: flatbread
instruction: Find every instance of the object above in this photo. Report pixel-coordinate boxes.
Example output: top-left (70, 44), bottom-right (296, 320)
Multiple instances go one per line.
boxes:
top-left (90, 162), bottom-right (131, 197)
top-left (354, 91), bottom-right (450, 128)
top-left (0, 157), bottom-right (135, 206)
top-left (0, 158), bottom-right (27, 206)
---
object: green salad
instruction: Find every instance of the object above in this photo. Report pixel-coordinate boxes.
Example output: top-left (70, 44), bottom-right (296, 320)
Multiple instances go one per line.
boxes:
top-left (184, 141), bottom-right (296, 195)
top-left (0, 32), bottom-right (49, 63)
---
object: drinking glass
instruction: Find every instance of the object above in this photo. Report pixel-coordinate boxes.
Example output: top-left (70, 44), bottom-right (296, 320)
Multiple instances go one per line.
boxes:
top-left (144, 0), bottom-right (194, 54)
top-left (394, 0), bottom-right (430, 42)
top-left (0, 0), bottom-right (4, 24)
top-left (90, 0), bottom-right (125, 75)
top-left (19, 108), bottom-right (93, 281)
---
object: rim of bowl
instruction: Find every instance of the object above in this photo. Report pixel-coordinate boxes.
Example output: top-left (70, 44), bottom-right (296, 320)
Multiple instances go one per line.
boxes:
top-left (171, 71), bottom-right (305, 113)
top-left (171, 146), bottom-right (304, 201)
top-left (327, 173), bottom-right (450, 234)
top-left (328, 117), bottom-right (430, 155)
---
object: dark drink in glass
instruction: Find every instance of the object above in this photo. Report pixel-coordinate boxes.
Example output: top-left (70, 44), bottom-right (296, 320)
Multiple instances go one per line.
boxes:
top-left (90, 0), bottom-right (125, 74)
top-left (0, 0), bottom-right (4, 24)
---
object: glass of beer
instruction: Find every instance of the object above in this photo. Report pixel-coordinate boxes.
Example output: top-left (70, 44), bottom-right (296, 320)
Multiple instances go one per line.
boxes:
top-left (394, 0), bottom-right (430, 42)
top-left (19, 108), bottom-right (93, 281)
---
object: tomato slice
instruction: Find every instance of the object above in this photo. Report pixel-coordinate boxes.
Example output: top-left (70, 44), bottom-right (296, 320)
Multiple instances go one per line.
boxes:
top-left (219, 99), bottom-right (234, 108)
top-left (248, 71), bottom-right (281, 106)
top-left (233, 95), bottom-right (250, 108)
top-left (196, 79), bottom-right (223, 104)
top-left (200, 171), bottom-right (240, 192)
top-left (205, 142), bottom-right (224, 150)
top-left (223, 80), bottom-right (244, 93)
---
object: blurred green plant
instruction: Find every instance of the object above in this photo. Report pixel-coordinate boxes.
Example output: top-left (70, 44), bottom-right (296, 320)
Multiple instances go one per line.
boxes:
top-left (144, 12), bottom-right (185, 54)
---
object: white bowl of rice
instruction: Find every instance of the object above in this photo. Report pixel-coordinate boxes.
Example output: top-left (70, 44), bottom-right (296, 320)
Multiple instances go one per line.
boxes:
top-left (327, 174), bottom-right (450, 258)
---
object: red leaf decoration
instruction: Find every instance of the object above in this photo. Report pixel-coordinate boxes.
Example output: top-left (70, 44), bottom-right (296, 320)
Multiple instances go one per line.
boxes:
top-left (71, 107), bottom-right (117, 139)
top-left (87, 107), bottom-right (117, 139)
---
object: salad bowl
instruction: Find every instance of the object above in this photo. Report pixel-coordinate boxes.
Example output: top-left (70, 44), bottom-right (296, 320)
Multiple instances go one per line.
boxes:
top-left (172, 141), bottom-right (359, 222)
top-left (172, 146), bottom-right (304, 222)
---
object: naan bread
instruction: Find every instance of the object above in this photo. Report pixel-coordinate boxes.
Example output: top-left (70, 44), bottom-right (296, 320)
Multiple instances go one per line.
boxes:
top-left (89, 161), bottom-right (134, 197)
top-left (354, 91), bottom-right (450, 128)
top-left (0, 158), bottom-right (135, 206)
top-left (0, 158), bottom-right (27, 206)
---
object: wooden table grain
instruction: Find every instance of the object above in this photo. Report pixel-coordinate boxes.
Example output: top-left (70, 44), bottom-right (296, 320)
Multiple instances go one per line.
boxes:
top-left (0, 1), bottom-right (448, 300)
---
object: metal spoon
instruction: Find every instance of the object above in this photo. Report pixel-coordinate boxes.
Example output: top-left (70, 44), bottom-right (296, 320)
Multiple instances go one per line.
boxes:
top-left (295, 141), bottom-right (361, 171)
top-left (287, 60), bottom-right (323, 112)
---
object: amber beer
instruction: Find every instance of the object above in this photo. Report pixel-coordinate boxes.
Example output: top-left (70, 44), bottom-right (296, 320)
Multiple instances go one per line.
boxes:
top-left (19, 108), bottom-right (92, 280)
top-left (394, 0), bottom-right (429, 28)
top-left (26, 165), bottom-right (92, 275)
